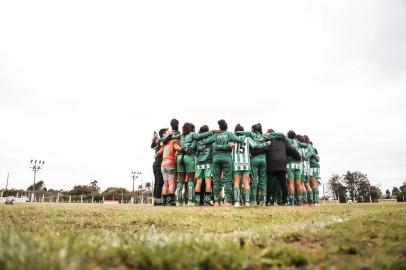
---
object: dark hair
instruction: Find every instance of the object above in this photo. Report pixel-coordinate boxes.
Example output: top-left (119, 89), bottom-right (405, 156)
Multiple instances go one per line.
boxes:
top-left (287, 130), bottom-right (296, 139)
top-left (170, 119), bottom-right (179, 131)
top-left (304, 135), bottom-right (310, 144)
top-left (191, 123), bottom-right (195, 132)
top-left (252, 123), bottom-right (262, 134)
top-left (182, 122), bottom-right (193, 135)
top-left (158, 128), bottom-right (167, 138)
top-left (267, 128), bottom-right (274, 134)
top-left (199, 125), bottom-right (209, 133)
top-left (218, 119), bottom-right (228, 131)
top-left (234, 124), bottom-right (244, 132)
top-left (296, 135), bottom-right (304, 142)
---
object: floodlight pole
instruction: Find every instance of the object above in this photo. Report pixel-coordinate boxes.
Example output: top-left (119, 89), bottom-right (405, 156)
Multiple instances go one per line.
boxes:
top-left (5, 172), bottom-right (9, 190)
top-left (368, 185), bottom-right (372, 203)
top-left (30, 160), bottom-right (45, 202)
top-left (141, 177), bottom-right (144, 205)
top-left (131, 171), bottom-right (142, 203)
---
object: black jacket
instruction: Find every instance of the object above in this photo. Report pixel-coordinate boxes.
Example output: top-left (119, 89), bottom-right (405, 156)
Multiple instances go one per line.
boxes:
top-left (265, 140), bottom-right (301, 172)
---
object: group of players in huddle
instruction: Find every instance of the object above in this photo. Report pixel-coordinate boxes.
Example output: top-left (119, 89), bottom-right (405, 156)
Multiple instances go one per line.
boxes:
top-left (151, 118), bottom-right (321, 207)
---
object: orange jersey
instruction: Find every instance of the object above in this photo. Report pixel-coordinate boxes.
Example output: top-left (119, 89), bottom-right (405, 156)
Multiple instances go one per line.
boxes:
top-left (161, 139), bottom-right (178, 168)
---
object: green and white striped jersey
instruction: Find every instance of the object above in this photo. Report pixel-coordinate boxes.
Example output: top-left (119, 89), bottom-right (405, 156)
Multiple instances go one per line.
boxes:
top-left (232, 137), bottom-right (251, 171)
top-left (299, 146), bottom-right (310, 175)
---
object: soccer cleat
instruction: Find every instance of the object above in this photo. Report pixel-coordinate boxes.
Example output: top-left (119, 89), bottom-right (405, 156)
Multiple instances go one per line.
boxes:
top-left (234, 202), bottom-right (240, 207)
top-left (205, 200), bottom-right (214, 206)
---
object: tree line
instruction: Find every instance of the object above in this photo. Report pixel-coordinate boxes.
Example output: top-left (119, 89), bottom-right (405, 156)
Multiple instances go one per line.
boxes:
top-left (1, 180), bottom-right (153, 202)
top-left (327, 171), bottom-right (406, 203)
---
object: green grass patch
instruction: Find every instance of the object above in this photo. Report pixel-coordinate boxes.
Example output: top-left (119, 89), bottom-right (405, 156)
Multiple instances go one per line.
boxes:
top-left (0, 203), bottom-right (404, 269)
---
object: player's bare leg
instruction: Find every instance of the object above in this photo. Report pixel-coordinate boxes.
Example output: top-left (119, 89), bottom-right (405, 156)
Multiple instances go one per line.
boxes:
top-left (233, 174), bottom-right (241, 207)
top-left (204, 177), bottom-right (213, 205)
top-left (177, 173), bottom-right (186, 205)
top-left (311, 176), bottom-right (319, 205)
top-left (242, 174), bottom-right (250, 206)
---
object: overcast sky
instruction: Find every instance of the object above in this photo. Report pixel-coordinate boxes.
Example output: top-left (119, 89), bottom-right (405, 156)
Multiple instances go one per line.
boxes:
top-left (1, 0), bottom-right (405, 195)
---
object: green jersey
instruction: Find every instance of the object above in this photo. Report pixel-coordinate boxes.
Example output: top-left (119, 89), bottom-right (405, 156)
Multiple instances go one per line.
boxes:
top-left (176, 131), bottom-right (213, 151)
top-left (232, 137), bottom-right (268, 171)
top-left (211, 131), bottom-right (242, 157)
top-left (235, 131), bottom-right (286, 143)
top-left (196, 135), bottom-right (214, 165)
top-left (298, 143), bottom-right (310, 175)
top-left (232, 137), bottom-right (251, 171)
top-left (306, 144), bottom-right (320, 168)
top-left (287, 138), bottom-right (308, 164)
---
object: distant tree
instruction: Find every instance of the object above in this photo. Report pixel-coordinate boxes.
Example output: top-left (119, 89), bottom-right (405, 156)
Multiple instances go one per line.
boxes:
top-left (392, 187), bottom-right (400, 198)
top-left (327, 174), bottom-right (347, 203)
top-left (369, 186), bottom-right (382, 202)
top-left (385, 189), bottom-right (391, 199)
top-left (69, 180), bottom-right (100, 196)
top-left (103, 187), bottom-right (129, 194)
top-left (70, 185), bottom-right (94, 196)
top-left (342, 171), bottom-right (358, 201)
top-left (101, 187), bottom-right (131, 201)
top-left (341, 171), bottom-right (370, 202)
top-left (27, 180), bottom-right (47, 192)
top-left (138, 184), bottom-right (142, 190)
top-left (145, 182), bottom-right (152, 191)
top-left (1, 189), bottom-right (27, 197)
top-left (89, 180), bottom-right (100, 193)
top-left (397, 181), bottom-right (406, 202)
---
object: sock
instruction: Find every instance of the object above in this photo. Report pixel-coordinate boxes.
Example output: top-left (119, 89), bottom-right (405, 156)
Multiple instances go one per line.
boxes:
top-left (194, 192), bottom-right (201, 203)
top-left (176, 183), bottom-right (183, 203)
top-left (168, 194), bottom-right (175, 205)
top-left (205, 192), bottom-right (212, 204)
top-left (155, 198), bottom-right (162, 204)
top-left (307, 190), bottom-right (313, 203)
top-left (213, 194), bottom-right (219, 203)
top-left (298, 194), bottom-right (303, 205)
top-left (233, 188), bottom-right (240, 204)
top-left (187, 182), bottom-right (195, 202)
top-left (312, 188), bottom-right (319, 203)
top-left (250, 187), bottom-right (257, 205)
top-left (243, 189), bottom-right (250, 205)
top-left (302, 191), bottom-right (307, 204)
top-left (262, 195), bottom-right (267, 205)
top-left (162, 195), bottom-right (168, 205)
top-left (288, 194), bottom-right (294, 205)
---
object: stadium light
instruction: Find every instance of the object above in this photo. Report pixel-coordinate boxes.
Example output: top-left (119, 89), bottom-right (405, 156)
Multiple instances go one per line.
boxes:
top-left (130, 171), bottom-right (142, 193)
top-left (29, 159), bottom-right (45, 202)
top-left (5, 172), bottom-right (9, 190)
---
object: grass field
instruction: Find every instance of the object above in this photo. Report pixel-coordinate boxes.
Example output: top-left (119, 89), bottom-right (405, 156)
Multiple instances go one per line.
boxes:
top-left (0, 203), bottom-right (405, 270)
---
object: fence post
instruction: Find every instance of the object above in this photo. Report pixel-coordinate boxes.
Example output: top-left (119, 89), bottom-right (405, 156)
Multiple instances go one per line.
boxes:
top-left (69, 195), bottom-right (71, 203)
top-left (42, 194), bottom-right (44, 202)
top-left (80, 195), bottom-right (83, 203)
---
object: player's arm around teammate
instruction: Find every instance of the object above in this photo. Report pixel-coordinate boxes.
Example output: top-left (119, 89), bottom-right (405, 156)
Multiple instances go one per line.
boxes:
top-left (156, 129), bottom-right (181, 206)
top-left (176, 122), bottom-right (196, 205)
top-left (195, 125), bottom-right (215, 206)
top-left (211, 119), bottom-right (242, 206)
